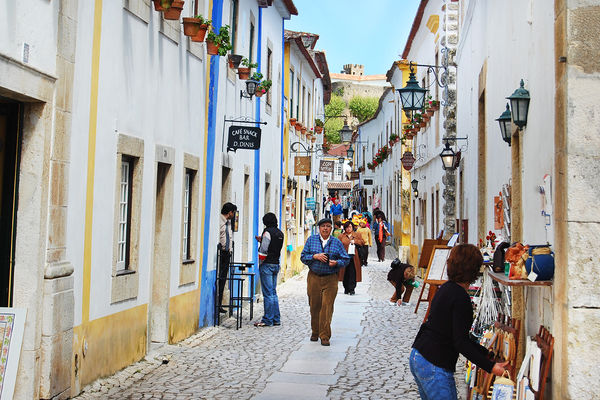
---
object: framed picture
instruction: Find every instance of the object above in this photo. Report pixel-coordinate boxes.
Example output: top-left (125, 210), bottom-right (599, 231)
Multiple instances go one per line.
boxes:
top-left (0, 308), bottom-right (27, 400)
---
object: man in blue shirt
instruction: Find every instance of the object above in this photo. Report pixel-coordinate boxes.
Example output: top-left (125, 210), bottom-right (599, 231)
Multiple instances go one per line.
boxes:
top-left (301, 218), bottom-right (350, 346)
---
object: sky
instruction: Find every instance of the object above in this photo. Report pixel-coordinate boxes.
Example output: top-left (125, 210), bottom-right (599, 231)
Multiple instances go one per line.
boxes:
top-left (285, 0), bottom-right (422, 76)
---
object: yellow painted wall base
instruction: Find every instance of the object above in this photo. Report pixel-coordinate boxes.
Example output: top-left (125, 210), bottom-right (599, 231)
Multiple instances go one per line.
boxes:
top-left (169, 288), bottom-right (200, 344)
top-left (282, 246), bottom-right (305, 281)
top-left (72, 304), bottom-right (148, 394)
top-left (409, 244), bottom-right (419, 270)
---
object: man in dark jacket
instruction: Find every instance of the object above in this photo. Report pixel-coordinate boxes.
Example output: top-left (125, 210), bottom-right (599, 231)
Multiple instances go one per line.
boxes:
top-left (254, 213), bottom-right (285, 327)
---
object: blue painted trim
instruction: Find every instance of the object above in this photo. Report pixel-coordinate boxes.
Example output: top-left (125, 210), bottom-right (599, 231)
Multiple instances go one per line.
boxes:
top-left (199, 0), bottom-right (224, 327)
top-left (279, 18), bottom-right (285, 230)
top-left (251, 7), bottom-right (263, 287)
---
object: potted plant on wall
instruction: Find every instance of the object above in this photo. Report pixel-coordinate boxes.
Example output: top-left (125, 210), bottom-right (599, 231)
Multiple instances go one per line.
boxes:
top-left (314, 118), bottom-right (324, 134)
top-left (153, 0), bottom-right (174, 11)
top-left (389, 133), bottom-right (399, 146)
top-left (255, 79), bottom-right (271, 97)
top-left (238, 58), bottom-right (258, 79)
top-left (183, 15), bottom-right (210, 41)
top-left (163, 0), bottom-right (184, 20)
top-left (206, 25), bottom-right (232, 56)
top-left (228, 54), bottom-right (243, 69)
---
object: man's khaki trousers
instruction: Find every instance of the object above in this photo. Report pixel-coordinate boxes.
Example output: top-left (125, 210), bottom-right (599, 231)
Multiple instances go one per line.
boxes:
top-left (307, 270), bottom-right (339, 340)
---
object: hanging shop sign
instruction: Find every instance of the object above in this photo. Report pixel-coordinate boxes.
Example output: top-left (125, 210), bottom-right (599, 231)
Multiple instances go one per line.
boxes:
top-left (319, 160), bottom-right (335, 173)
top-left (305, 197), bottom-right (316, 210)
top-left (349, 171), bottom-right (360, 180)
top-left (294, 156), bottom-right (311, 176)
top-left (227, 125), bottom-right (262, 152)
top-left (401, 151), bottom-right (416, 171)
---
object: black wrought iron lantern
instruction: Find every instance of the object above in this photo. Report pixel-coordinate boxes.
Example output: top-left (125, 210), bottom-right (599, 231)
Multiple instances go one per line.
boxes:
top-left (346, 144), bottom-right (354, 159)
top-left (496, 103), bottom-right (512, 146)
top-left (440, 141), bottom-right (457, 170)
top-left (339, 122), bottom-right (353, 143)
top-left (240, 79), bottom-right (259, 99)
top-left (411, 179), bottom-right (419, 196)
top-left (507, 79), bottom-right (530, 130)
top-left (338, 156), bottom-right (345, 164)
top-left (397, 68), bottom-right (428, 113)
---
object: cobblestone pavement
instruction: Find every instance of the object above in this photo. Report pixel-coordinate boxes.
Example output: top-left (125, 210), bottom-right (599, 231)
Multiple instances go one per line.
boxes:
top-left (75, 253), bottom-right (467, 399)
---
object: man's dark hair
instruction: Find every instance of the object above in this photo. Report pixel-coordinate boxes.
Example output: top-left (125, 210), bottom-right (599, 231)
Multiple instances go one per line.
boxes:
top-left (263, 212), bottom-right (277, 227)
top-left (446, 244), bottom-right (483, 284)
top-left (334, 220), bottom-right (342, 228)
top-left (221, 202), bottom-right (237, 215)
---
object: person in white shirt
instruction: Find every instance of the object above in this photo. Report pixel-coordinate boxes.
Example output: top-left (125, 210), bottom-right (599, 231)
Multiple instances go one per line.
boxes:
top-left (218, 202), bottom-right (236, 313)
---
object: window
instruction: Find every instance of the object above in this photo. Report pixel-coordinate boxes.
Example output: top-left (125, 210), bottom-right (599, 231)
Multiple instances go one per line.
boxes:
top-left (182, 170), bottom-right (193, 260)
top-left (302, 85), bottom-right (306, 124)
top-left (266, 47), bottom-right (273, 105)
top-left (117, 157), bottom-right (134, 271)
top-left (296, 78), bottom-right (300, 119)
top-left (229, 0), bottom-right (238, 52)
top-left (289, 69), bottom-right (295, 119)
top-left (249, 21), bottom-right (255, 63)
top-left (112, 134), bottom-right (144, 303)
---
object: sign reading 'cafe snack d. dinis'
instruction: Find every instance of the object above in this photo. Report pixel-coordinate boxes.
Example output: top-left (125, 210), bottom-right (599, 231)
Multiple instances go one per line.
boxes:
top-left (227, 125), bottom-right (262, 152)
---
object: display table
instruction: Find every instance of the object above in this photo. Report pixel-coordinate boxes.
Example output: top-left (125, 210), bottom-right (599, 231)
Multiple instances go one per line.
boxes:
top-left (487, 270), bottom-right (553, 287)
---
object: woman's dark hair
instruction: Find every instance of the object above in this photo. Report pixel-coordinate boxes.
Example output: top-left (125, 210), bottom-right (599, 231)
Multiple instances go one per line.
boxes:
top-left (263, 212), bottom-right (277, 227)
top-left (334, 220), bottom-right (342, 228)
top-left (221, 202), bottom-right (237, 215)
top-left (343, 221), bottom-right (355, 230)
top-left (446, 244), bottom-right (483, 284)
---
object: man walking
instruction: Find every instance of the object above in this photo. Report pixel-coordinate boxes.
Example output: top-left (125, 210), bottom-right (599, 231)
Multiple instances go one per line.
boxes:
top-left (301, 218), bottom-right (350, 346)
top-left (330, 198), bottom-right (343, 225)
top-left (217, 202), bottom-right (237, 313)
top-left (254, 213), bottom-right (284, 327)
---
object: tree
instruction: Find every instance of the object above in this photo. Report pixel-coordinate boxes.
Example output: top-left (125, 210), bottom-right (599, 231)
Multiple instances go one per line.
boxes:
top-left (348, 96), bottom-right (379, 123)
top-left (324, 94), bottom-right (346, 143)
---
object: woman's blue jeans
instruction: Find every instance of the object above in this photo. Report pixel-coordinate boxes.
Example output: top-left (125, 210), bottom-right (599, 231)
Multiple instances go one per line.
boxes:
top-left (259, 263), bottom-right (281, 325)
top-left (409, 348), bottom-right (457, 400)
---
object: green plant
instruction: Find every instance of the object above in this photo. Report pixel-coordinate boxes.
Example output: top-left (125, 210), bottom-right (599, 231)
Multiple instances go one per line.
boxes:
top-left (241, 57), bottom-right (258, 69)
top-left (324, 94), bottom-right (346, 143)
top-left (250, 72), bottom-right (263, 81)
top-left (206, 25), bottom-right (232, 56)
top-left (314, 118), bottom-right (324, 127)
top-left (194, 15), bottom-right (211, 26)
top-left (257, 79), bottom-right (272, 92)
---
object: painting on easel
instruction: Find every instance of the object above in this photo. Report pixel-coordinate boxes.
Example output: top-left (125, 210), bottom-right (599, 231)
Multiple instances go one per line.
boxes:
top-left (414, 246), bottom-right (452, 321)
top-left (0, 308), bottom-right (26, 400)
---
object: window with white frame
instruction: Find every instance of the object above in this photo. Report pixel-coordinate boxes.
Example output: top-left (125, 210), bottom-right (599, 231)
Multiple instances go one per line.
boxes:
top-left (117, 156), bottom-right (134, 271)
top-left (267, 47), bottom-right (273, 106)
top-left (182, 170), bottom-right (193, 260)
top-left (290, 69), bottom-right (295, 119)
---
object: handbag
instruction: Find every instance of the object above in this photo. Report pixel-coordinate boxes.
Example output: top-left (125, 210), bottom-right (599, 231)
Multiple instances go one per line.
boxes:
top-left (524, 245), bottom-right (554, 281)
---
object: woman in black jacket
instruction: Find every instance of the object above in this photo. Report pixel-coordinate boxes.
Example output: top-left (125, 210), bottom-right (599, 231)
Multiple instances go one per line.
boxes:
top-left (409, 244), bottom-right (508, 399)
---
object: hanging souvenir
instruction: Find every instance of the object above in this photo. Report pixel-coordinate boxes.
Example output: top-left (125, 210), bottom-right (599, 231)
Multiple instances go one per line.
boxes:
top-left (490, 371), bottom-right (515, 400)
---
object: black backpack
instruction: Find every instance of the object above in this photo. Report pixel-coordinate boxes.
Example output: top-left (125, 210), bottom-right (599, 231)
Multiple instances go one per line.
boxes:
top-left (493, 242), bottom-right (511, 273)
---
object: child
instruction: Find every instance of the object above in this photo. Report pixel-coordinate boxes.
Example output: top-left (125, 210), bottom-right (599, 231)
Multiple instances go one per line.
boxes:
top-left (387, 259), bottom-right (416, 306)
top-left (332, 220), bottom-right (344, 238)
top-left (356, 219), bottom-right (372, 266)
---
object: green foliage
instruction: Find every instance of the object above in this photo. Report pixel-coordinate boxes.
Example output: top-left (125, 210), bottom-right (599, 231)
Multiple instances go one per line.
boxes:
top-left (324, 94), bottom-right (346, 143)
top-left (348, 96), bottom-right (379, 123)
top-left (257, 79), bottom-right (272, 92)
top-left (241, 57), bottom-right (258, 69)
top-left (250, 72), bottom-right (263, 81)
top-left (314, 118), bottom-right (324, 127)
top-left (194, 15), bottom-right (211, 26)
top-left (207, 25), bottom-right (232, 56)
top-left (334, 87), bottom-right (344, 97)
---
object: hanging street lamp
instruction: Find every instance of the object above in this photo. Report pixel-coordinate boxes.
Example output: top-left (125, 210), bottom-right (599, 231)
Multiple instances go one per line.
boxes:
top-left (346, 144), bottom-right (354, 159)
top-left (339, 122), bottom-right (353, 143)
top-left (411, 179), bottom-right (419, 196)
top-left (440, 141), bottom-right (457, 171)
top-left (496, 103), bottom-right (513, 146)
top-left (397, 64), bottom-right (428, 114)
top-left (507, 79), bottom-right (530, 130)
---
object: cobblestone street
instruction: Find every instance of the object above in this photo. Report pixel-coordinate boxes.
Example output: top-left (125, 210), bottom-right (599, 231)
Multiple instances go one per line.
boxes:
top-left (76, 254), bottom-right (467, 399)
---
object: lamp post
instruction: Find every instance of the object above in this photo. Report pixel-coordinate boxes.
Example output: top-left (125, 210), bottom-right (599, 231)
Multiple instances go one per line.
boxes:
top-left (496, 103), bottom-right (512, 146)
top-left (507, 79), bottom-right (530, 130)
top-left (346, 144), bottom-right (355, 159)
top-left (438, 138), bottom-right (468, 171)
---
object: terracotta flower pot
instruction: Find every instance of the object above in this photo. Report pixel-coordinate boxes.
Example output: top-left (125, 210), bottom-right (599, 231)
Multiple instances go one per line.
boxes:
top-left (163, 0), bottom-right (184, 20)
top-left (237, 67), bottom-right (250, 80)
top-left (153, 0), bottom-right (173, 11)
top-left (295, 123), bottom-right (302, 132)
top-left (206, 39), bottom-right (220, 55)
top-left (191, 24), bottom-right (209, 42)
top-left (301, 127), bottom-right (307, 135)
top-left (289, 118), bottom-right (297, 125)
top-left (228, 54), bottom-right (243, 69)
top-left (183, 18), bottom-right (201, 37)
top-left (311, 137), bottom-right (316, 143)
top-left (255, 88), bottom-right (264, 97)
top-left (426, 109), bottom-right (434, 117)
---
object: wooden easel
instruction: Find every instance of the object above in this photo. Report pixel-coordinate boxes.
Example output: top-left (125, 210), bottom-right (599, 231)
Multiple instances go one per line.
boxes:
top-left (414, 245), bottom-right (451, 322)
top-left (416, 238), bottom-right (448, 277)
